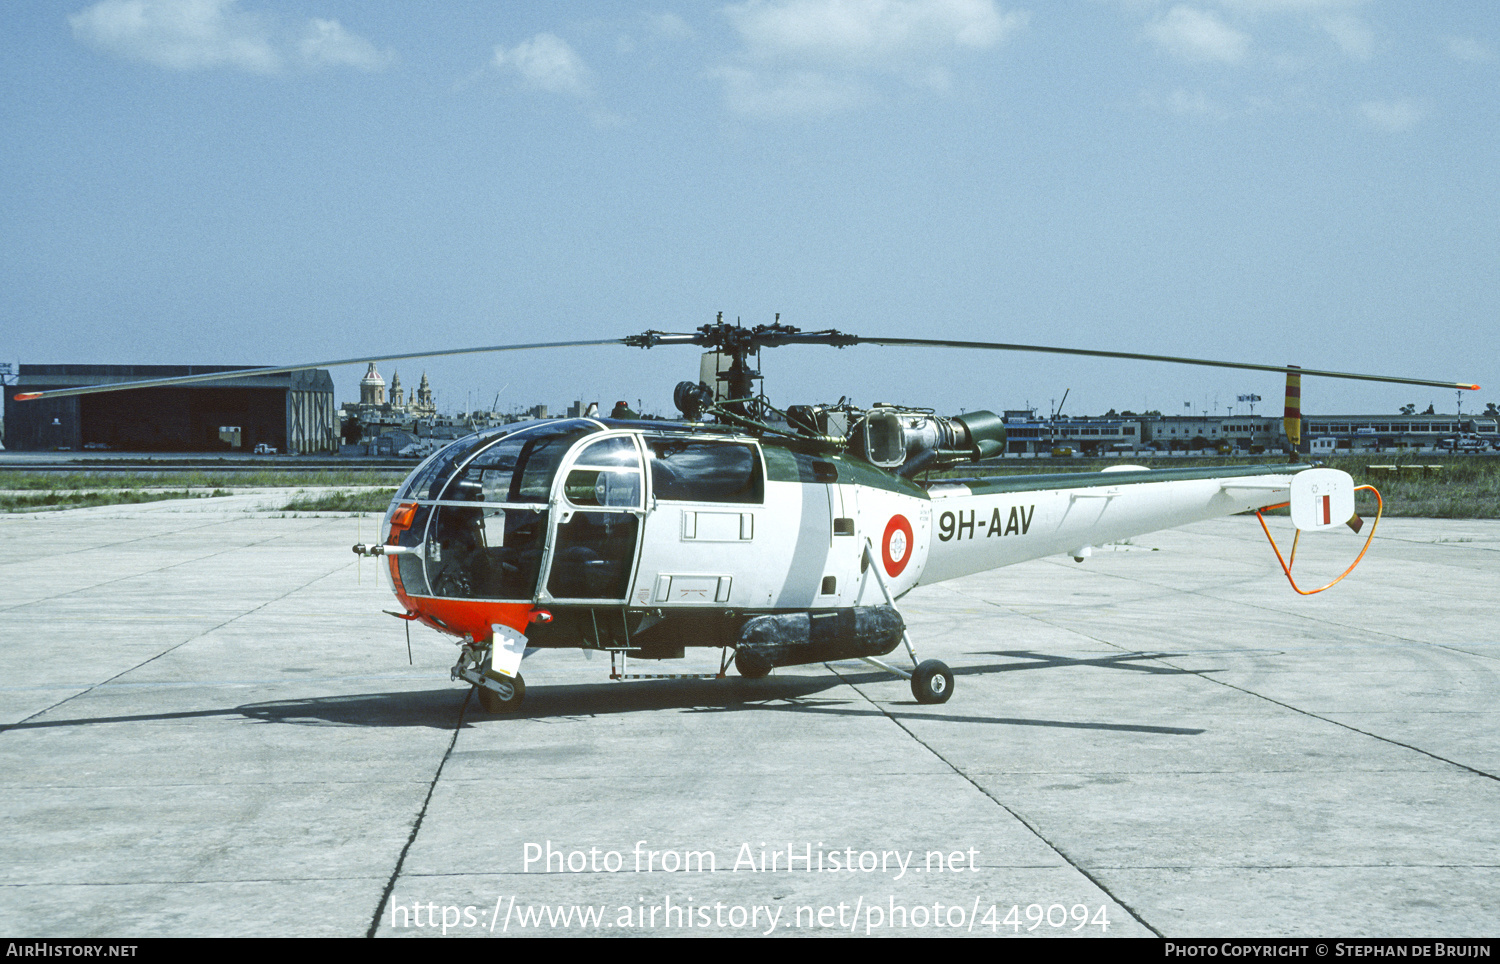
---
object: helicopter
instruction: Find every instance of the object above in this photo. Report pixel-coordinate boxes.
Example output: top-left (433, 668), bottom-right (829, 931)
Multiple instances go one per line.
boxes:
top-left (17, 316), bottom-right (1479, 711)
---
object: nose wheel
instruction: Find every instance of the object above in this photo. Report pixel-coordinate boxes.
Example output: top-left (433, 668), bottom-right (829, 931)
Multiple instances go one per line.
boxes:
top-left (475, 673), bottom-right (525, 713)
top-left (911, 660), bottom-right (953, 704)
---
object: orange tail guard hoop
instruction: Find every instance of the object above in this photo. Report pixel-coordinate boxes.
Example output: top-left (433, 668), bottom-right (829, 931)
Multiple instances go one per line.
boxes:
top-left (1256, 485), bottom-right (1383, 595)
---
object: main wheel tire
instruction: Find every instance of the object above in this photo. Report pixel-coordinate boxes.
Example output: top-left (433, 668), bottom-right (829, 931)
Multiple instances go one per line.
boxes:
top-left (476, 673), bottom-right (525, 712)
top-left (911, 660), bottom-right (953, 704)
top-left (734, 649), bottom-right (773, 679)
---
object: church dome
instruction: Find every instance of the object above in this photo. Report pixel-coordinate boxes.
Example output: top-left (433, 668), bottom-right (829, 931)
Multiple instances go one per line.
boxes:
top-left (359, 363), bottom-right (386, 407)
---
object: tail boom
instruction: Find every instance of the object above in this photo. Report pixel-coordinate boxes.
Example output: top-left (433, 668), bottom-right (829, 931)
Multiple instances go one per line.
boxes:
top-left (917, 465), bottom-right (1303, 584)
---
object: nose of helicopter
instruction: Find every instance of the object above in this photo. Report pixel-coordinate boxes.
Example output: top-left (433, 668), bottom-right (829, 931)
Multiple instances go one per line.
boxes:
top-left (392, 597), bottom-right (541, 647)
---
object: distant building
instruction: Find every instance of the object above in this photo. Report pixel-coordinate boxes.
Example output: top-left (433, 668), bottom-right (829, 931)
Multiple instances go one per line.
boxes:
top-left (359, 363), bottom-right (386, 408)
top-left (350, 365), bottom-right (438, 421)
top-left (1142, 415), bottom-right (1285, 452)
top-left (4, 364), bottom-right (337, 453)
top-left (1000, 410), bottom-right (1143, 455)
top-left (412, 372), bottom-right (436, 417)
top-left (1301, 414), bottom-right (1498, 452)
top-left (989, 408), bottom-right (1500, 457)
top-left (343, 364), bottom-right (444, 449)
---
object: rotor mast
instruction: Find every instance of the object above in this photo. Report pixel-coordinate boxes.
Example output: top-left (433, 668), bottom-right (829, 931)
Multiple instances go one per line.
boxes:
top-left (624, 314), bottom-right (860, 418)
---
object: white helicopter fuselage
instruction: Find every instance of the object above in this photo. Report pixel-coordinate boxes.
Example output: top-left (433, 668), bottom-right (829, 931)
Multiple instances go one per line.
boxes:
top-left (371, 418), bottom-right (1313, 707)
top-left (625, 455), bottom-right (1296, 612)
top-left (383, 419), bottom-right (1302, 629)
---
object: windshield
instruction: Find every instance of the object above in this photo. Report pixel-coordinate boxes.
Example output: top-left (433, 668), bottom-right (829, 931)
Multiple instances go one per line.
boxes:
top-left (439, 422), bottom-right (594, 503)
top-left (402, 420), bottom-right (599, 603)
top-left (397, 427), bottom-right (511, 502)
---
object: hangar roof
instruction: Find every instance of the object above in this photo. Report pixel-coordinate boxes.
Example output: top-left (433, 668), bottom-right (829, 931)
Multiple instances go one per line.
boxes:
top-left (16, 364), bottom-right (333, 393)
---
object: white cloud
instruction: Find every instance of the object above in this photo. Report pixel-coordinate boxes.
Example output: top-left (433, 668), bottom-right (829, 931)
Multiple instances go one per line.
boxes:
top-left (712, 65), bottom-right (864, 116)
top-left (493, 33), bottom-right (591, 97)
top-left (716, 0), bottom-right (1026, 116)
top-left (1214, 0), bottom-right (1366, 12)
top-left (69, 0), bottom-right (390, 74)
top-left (647, 12), bottom-right (697, 42)
top-left (1145, 6), bottom-right (1250, 63)
top-left (1443, 36), bottom-right (1491, 63)
top-left (299, 19), bottom-right (394, 71)
top-left (69, 0), bottom-right (279, 73)
top-left (1358, 97), bottom-right (1422, 133)
top-left (1320, 13), bottom-right (1373, 60)
top-left (1136, 85), bottom-right (1233, 119)
top-left (727, 0), bottom-right (1024, 65)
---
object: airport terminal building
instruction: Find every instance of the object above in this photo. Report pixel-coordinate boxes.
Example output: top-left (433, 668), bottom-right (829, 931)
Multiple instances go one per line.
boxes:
top-left (3, 364), bottom-right (337, 453)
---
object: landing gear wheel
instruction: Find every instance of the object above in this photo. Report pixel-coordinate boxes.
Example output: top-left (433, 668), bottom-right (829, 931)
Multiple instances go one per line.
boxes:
top-left (911, 660), bottom-right (953, 705)
top-left (734, 650), bottom-right (772, 679)
top-left (475, 673), bottom-right (525, 712)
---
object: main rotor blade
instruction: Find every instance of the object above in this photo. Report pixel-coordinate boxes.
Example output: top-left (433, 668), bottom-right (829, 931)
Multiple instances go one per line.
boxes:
top-left (12, 338), bottom-right (627, 401)
top-left (837, 336), bottom-right (1479, 392)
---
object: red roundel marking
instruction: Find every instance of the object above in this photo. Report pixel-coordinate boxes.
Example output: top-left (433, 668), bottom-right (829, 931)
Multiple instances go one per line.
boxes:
top-left (882, 515), bottom-right (914, 578)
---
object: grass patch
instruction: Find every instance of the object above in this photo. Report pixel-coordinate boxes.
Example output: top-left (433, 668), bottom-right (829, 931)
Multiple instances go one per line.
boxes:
top-left (281, 489), bottom-right (397, 512)
top-left (1, 489), bottom-right (232, 512)
top-left (0, 469), bottom-right (408, 490)
top-left (1323, 456), bottom-right (1500, 519)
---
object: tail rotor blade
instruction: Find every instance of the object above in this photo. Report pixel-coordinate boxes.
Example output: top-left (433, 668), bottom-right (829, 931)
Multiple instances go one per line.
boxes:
top-left (1283, 366), bottom-right (1302, 449)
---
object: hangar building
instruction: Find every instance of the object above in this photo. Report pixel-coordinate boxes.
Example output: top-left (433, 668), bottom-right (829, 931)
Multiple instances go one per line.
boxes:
top-left (4, 364), bottom-right (337, 453)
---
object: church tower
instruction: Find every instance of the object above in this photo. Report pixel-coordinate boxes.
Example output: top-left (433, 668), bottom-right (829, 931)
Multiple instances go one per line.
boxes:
top-left (359, 363), bottom-right (386, 408)
top-left (413, 372), bottom-right (436, 416)
top-left (389, 370), bottom-right (405, 410)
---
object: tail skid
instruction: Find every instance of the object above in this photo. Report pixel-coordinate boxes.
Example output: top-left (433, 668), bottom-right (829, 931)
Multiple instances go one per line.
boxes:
top-left (1256, 477), bottom-right (1383, 595)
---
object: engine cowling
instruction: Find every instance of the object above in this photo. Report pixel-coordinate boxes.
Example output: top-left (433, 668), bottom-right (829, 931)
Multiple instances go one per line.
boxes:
top-left (855, 408), bottom-right (1006, 473)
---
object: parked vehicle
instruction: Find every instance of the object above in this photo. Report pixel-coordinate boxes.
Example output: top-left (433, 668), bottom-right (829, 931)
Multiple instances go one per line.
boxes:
top-left (1439, 434), bottom-right (1486, 453)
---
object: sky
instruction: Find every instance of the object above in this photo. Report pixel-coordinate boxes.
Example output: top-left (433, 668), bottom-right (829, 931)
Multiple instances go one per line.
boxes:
top-left (3, 0), bottom-right (1496, 421)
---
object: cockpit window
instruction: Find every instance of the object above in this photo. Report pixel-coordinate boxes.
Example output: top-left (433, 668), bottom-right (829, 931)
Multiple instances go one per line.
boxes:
top-left (563, 436), bottom-right (643, 509)
top-left (439, 423), bottom-right (592, 504)
top-left (405, 422), bottom-right (595, 603)
top-left (512, 432), bottom-right (580, 502)
top-left (645, 438), bottom-right (763, 504)
top-left (574, 436), bottom-right (639, 466)
top-left (425, 505), bottom-right (548, 601)
top-left (399, 429), bottom-right (503, 501)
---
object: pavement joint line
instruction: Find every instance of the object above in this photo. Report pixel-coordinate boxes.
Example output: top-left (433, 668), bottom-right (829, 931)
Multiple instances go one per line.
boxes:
top-left (367, 690), bottom-right (470, 938)
top-left (1123, 522), bottom-right (1500, 554)
top-left (1424, 642), bottom-right (1500, 663)
top-left (0, 516), bottom-right (344, 615)
top-left (1163, 669), bottom-right (1500, 786)
top-left (1056, 869), bottom-right (1500, 875)
top-left (951, 559), bottom-right (1499, 661)
top-left (825, 661), bottom-right (1165, 938)
top-left (977, 595), bottom-right (1500, 787)
top-left (0, 519), bottom-right (355, 736)
top-left (0, 673), bottom-right (441, 693)
top-left (390, 864), bottom-right (1076, 879)
top-left (10, 861), bottom-right (1500, 889)
top-left (0, 876), bottom-right (393, 888)
top-left (1370, 533), bottom-right (1500, 553)
top-left (0, 516), bottom-right (248, 568)
top-left (1064, 522), bottom-right (1500, 572)
top-left (2, 781), bottom-right (447, 790)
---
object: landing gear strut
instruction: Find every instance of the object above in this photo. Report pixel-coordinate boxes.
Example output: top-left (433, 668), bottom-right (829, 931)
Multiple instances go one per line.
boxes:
top-left (860, 539), bottom-right (955, 705)
top-left (453, 641), bottom-right (526, 712)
